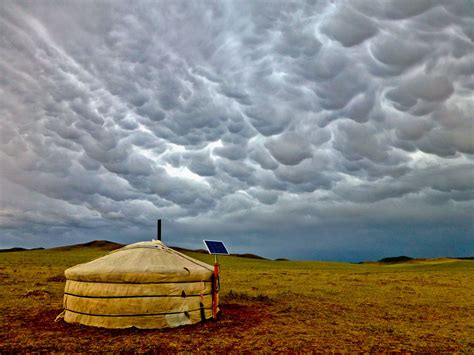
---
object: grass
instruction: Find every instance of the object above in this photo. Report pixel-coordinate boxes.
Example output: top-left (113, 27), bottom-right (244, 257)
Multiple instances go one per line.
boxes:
top-left (1, 247), bottom-right (473, 352)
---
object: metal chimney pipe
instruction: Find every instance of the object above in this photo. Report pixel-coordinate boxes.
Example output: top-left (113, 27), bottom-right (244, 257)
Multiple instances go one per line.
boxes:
top-left (157, 219), bottom-right (161, 241)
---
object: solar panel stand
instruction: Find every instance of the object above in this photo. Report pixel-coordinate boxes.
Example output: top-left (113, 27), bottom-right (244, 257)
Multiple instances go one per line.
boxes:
top-left (203, 240), bottom-right (229, 320)
top-left (213, 255), bottom-right (219, 320)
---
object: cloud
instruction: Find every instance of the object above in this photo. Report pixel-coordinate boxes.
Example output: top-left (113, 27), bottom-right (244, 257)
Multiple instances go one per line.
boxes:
top-left (265, 132), bottom-right (312, 166)
top-left (320, 6), bottom-right (378, 47)
top-left (0, 0), bottom-right (473, 260)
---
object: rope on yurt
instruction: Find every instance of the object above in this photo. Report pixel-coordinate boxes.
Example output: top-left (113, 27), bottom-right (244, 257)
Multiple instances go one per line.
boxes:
top-left (64, 307), bottom-right (212, 317)
top-left (54, 310), bottom-right (65, 322)
top-left (65, 279), bottom-right (212, 284)
top-left (64, 292), bottom-right (212, 299)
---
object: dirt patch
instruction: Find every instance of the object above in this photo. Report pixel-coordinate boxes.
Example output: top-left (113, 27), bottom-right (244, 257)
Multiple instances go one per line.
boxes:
top-left (47, 275), bottom-right (66, 282)
top-left (21, 289), bottom-right (51, 298)
top-left (216, 302), bottom-right (271, 327)
top-left (1, 302), bottom-right (272, 352)
top-left (224, 290), bottom-right (273, 303)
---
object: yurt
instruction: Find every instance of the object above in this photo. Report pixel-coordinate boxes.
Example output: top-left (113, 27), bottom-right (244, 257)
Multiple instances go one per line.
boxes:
top-left (61, 240), bottom-right (216, 329)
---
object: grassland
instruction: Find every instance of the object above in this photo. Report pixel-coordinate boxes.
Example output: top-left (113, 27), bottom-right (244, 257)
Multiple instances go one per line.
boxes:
top-left (1, 245), bottom-right (473, 352)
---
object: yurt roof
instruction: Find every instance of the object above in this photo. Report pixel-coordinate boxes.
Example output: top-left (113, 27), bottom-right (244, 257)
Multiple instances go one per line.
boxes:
top-left (65, 240), bottom-right (213, 283)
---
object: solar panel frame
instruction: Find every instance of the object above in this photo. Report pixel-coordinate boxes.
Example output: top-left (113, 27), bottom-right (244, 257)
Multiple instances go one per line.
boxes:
top-left (203, 240), bottom-right (229, 255)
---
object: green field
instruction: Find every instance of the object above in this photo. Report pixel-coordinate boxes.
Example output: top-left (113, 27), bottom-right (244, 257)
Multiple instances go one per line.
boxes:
top-left (1, 246), bottom-right (473, 352)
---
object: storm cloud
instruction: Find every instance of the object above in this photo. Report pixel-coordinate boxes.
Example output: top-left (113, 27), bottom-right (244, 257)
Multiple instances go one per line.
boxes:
top-left (0, 0), bottom-right (473, 260)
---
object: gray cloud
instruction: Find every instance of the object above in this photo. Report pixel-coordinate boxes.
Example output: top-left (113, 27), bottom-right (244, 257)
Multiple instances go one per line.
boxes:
top-left (265, 132), bottom-right (312, 166)
top-left (0, 0), bottom-right (473, 260)
top-left (320, 5), bottom-right (378, 47)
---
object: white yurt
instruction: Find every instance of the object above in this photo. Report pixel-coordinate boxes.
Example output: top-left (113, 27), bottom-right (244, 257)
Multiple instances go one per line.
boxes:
top-left (61, 240), bottom-right (216, 329)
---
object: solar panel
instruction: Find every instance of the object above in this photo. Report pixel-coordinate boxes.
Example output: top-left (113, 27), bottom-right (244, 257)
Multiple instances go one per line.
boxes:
top-left (203, 240), bottom-right (229, 255)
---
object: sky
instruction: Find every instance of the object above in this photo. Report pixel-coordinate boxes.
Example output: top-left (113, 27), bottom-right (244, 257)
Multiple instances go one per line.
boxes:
top-left (0, 0), bottom-right (473, 261)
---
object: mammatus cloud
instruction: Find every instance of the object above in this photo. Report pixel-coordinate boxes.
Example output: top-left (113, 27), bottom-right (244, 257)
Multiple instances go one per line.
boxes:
top-left (0, 0), bottom-right (473, 260)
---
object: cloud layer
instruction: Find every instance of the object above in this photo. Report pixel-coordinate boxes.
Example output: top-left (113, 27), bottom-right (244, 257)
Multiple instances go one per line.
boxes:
top-left (0, 0), bottom-right (473, 260)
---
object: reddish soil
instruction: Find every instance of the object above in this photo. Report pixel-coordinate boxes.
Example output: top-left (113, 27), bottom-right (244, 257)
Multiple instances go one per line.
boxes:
top-left (1, 301), bottom-right (274, 352)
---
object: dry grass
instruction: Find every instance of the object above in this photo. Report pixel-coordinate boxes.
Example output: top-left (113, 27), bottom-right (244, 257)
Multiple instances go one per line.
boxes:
top-left (0, 247), bottom-right (473, 352)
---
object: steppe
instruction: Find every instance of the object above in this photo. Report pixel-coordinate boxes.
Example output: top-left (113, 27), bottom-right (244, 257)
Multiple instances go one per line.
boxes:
top-left (1, 242), bottom-right (473, 352)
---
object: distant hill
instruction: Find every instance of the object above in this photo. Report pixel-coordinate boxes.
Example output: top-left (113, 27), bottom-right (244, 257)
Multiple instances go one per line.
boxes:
top-left (449, 256), bottom-right (474, 260)
top-left (0, 240), bottom-right (268, 259)
top-left (51, 240), bottom-right (124, 251)
top-left (59, 241), bottom-right (268, 260)
top-left (171, 246), bottom-right (209, 255)
top-left (0, 247), bottom-right (28, 253)
top-left (0, 247), bottom-right (44, 253)
top-left (171, 246), bottom-right (267, 260)
top-left (232, 253), bottom-right (267, 260)
top-left (371, 256), bottom-right (474, 265)
top-left (378, 256), bottom-right (413, 263)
